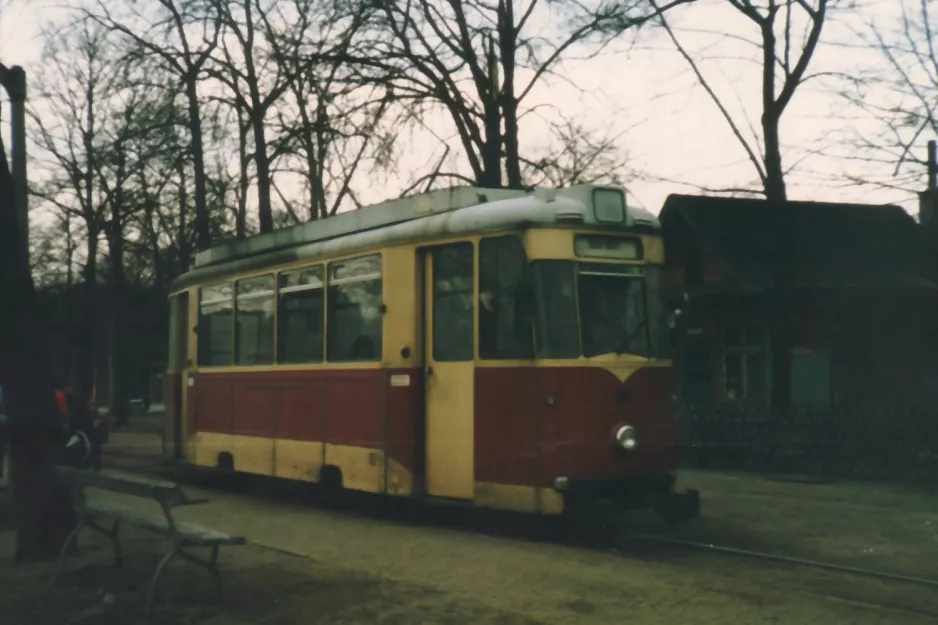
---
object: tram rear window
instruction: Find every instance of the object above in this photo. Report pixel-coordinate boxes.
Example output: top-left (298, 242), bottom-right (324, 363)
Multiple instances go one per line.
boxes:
top-left (198, 284), bottom-right (233, 366)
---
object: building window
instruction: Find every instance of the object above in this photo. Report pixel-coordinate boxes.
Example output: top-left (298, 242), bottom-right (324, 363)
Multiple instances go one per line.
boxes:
top-left (198, 283), bottom-right (233, 367)
top-left (479, 236), bottom-right (534, 360)
top-left (327, 254), bottom-right (383, 362)
top-left (722, 327), bottom-right (764, 403)
top-left (432, 243), bottom-right (474, 361)
top-left (278, 266), bottom-right (325, 364)
top-left (234, 275), bottom-right (275, 365)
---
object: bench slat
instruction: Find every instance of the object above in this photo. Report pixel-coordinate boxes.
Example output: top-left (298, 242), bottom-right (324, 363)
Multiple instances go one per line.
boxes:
top-left (57, 467), bottom-right (178, 500)
top-left (82, 500), bottom-right (245, 546)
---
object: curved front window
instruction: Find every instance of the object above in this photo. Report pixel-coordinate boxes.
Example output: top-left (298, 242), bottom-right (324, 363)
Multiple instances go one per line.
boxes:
top-left (532, 261), bottom-right (671, 360)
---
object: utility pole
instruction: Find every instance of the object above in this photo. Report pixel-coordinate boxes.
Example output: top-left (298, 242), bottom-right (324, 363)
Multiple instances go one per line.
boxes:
top-left (0, 64), bottom-right (28, 274)
top-left (0, 63), bottom-right (71, 564)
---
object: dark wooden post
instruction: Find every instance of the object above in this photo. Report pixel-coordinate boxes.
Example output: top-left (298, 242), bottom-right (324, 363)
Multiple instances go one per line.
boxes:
top-left (1, 63), bottom-right (76, 562)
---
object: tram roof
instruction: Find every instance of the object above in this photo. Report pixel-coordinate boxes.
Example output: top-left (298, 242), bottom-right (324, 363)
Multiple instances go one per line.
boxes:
top-left (172, 184), bottom-right (660, 291)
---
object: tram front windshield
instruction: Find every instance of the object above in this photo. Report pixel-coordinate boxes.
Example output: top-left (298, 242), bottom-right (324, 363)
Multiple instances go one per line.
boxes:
top-left (531, 261), bottom-right (670, 360)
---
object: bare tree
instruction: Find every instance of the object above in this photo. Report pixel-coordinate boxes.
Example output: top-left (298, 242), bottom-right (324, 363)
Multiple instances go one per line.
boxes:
top-left (265, 0), bottom-right (394, 220)
top-left (206, 0), bottom-right (304, 233)
top-left (29, 18), bottom-right (125, 382)
top-left (520, 117), bottom-right (632, 188)
top-left (346, 0), bottom-right (692, 191)
top-left (93, 74), bottom-right (179, 424)
top-left (654, 0), bottom-right (829, 202)
top-left (836, 0), bottom-right (937, 197)
top-left (30, 15), bottom-right (191, 420)
top-left (87, 0), bottom-right (222, 254)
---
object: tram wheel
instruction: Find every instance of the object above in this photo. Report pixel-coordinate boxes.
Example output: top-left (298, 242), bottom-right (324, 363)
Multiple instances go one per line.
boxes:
top-left (317, 465), bottom-right (344, 507)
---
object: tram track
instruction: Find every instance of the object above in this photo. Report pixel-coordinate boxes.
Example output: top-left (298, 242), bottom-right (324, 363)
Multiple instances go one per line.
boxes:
top-left (615, 533), bottom-right (938, 588)
top-left (609, 531), bottom-right (938, 620)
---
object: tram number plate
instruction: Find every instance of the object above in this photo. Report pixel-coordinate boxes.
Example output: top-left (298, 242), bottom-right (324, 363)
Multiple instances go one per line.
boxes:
top-left (390, 374), bottom-right (411, 387)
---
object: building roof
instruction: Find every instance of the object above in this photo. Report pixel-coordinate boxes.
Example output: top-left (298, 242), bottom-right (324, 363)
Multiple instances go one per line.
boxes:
top-left (660, 194), bottom-right (935, 293)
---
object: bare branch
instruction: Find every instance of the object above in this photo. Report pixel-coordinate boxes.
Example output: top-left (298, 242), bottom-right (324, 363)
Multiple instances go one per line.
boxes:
top-left (652, 0), bottom-right (767, 184)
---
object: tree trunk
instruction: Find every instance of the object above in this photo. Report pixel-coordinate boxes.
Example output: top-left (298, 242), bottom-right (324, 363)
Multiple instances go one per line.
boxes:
top-left (314, 101), bottom-right (329, 216)
top-left (759, 13), bottom-right (793, 413)
top-left (293, 81), bottom-right (324, 221)
top-left (107, 142), bottom-right (130, 426)
top-left (186, 77), bottom-right (212, 252)
top-left (236, 109), bottom-right (249, 237)
top-left (0, 132), bottom-right (75, 563)
top-left (763, 112), bottom-right (793, 411)
top-left (79, 80), bottom-right (98, 387)
top-left (251, 113), bottom-right (274, 233)
top-left (177, 161), bottom-right (191, 273)
top-left (499, 0), bottom-right (522, 189)
top-left (106, 224), bottom-right (129, 426)
top-left (762, 112), bottom-right (787, 203)
top-left (78, 229), bottom-right (98, 387)
top-left (482, 36), bottom-right (502, 188)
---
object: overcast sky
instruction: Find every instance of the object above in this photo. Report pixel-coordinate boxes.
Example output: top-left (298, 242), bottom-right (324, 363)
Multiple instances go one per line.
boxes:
top-left (0, 0), bottom-right (929, 220)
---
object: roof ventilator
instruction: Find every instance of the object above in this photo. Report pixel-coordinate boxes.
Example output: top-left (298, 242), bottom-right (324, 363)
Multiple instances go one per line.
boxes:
top-left (556, 212), bottom-right (585, 223)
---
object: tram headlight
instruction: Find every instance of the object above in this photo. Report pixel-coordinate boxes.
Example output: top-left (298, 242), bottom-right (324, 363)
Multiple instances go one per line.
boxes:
top-left (614, 425), bottom-right (637, 451)
top-left (553, 476), bottom-right (570, 492)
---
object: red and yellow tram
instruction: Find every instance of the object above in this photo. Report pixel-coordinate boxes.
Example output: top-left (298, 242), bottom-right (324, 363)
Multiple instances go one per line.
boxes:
top-left (163, 184), bottom-right (695, 516)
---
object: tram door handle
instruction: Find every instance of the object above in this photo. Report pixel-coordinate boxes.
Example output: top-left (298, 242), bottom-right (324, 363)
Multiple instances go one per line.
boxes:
top-left (425, 365), bottom-right (434, 377)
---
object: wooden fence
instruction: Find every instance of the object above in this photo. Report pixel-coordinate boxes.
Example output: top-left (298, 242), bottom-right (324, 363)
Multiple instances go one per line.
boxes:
top-left (676, 404), bottom-right (938, 484)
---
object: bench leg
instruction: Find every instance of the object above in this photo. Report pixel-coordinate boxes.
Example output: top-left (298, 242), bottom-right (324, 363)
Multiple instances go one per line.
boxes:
top-left (146, 544), bottom-right (225, 613)
top-left (176, 544), bottom-right (223, 596)
top-left (210, 545), bottom-right (221, 596)
top-left (56, 517), bottom-right (122, 585)
top-left (57, 521), bottom-right (85, 580)
top-left (145, 548), bottom-right (176, 614)
top-left (108, 519), bottom-right (122, 567)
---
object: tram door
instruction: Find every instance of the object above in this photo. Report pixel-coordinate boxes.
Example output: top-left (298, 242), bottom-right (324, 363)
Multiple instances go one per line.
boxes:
top-left (422, 242), bottom-right (476, 500)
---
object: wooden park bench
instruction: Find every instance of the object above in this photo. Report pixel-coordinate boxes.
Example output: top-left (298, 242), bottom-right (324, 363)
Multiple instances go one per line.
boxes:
top-left (55, 466), bottom-right (246, 612)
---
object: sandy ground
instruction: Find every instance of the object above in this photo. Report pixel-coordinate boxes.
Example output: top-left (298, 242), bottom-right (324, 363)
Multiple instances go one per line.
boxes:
top-left (2, 425), bottom-right (937, 624)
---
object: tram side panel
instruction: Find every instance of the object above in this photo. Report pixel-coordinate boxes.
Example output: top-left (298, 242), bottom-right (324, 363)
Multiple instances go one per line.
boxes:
top-left (384, 367), bottom-right (423, 496)
top-left (184, 245), bottom-right (424, 496)
top-left (473, 367), bottom-right (544, 513)
top-left (271, 373), bottom-right (326, 482)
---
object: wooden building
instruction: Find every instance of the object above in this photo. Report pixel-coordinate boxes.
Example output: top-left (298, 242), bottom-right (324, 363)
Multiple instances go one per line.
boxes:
top-left (661, 194), bottom-right (938, 411)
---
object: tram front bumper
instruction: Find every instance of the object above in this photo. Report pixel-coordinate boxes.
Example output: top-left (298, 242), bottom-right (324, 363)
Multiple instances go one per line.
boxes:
top-left (552, 472), bottom-right (700, 518)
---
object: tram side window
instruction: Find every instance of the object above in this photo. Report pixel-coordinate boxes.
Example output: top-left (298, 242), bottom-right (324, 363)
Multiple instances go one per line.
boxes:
top-left (198, 283), bottom-right (233, 366)
top-left (327, 254), bottom-right (383, 362)
top-left (433, 242), bottom-right (474, 361)
top-left (479, 236), bottom-right (534, 360)
top-left (235, 275), bottom-right (275, 365)
top-left (278, 266), bottom-right (324, 363)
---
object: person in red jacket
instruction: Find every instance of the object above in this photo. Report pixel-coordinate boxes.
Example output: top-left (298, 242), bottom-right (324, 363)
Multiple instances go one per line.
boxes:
top-left (56, 380), bottom-right (104, 471)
